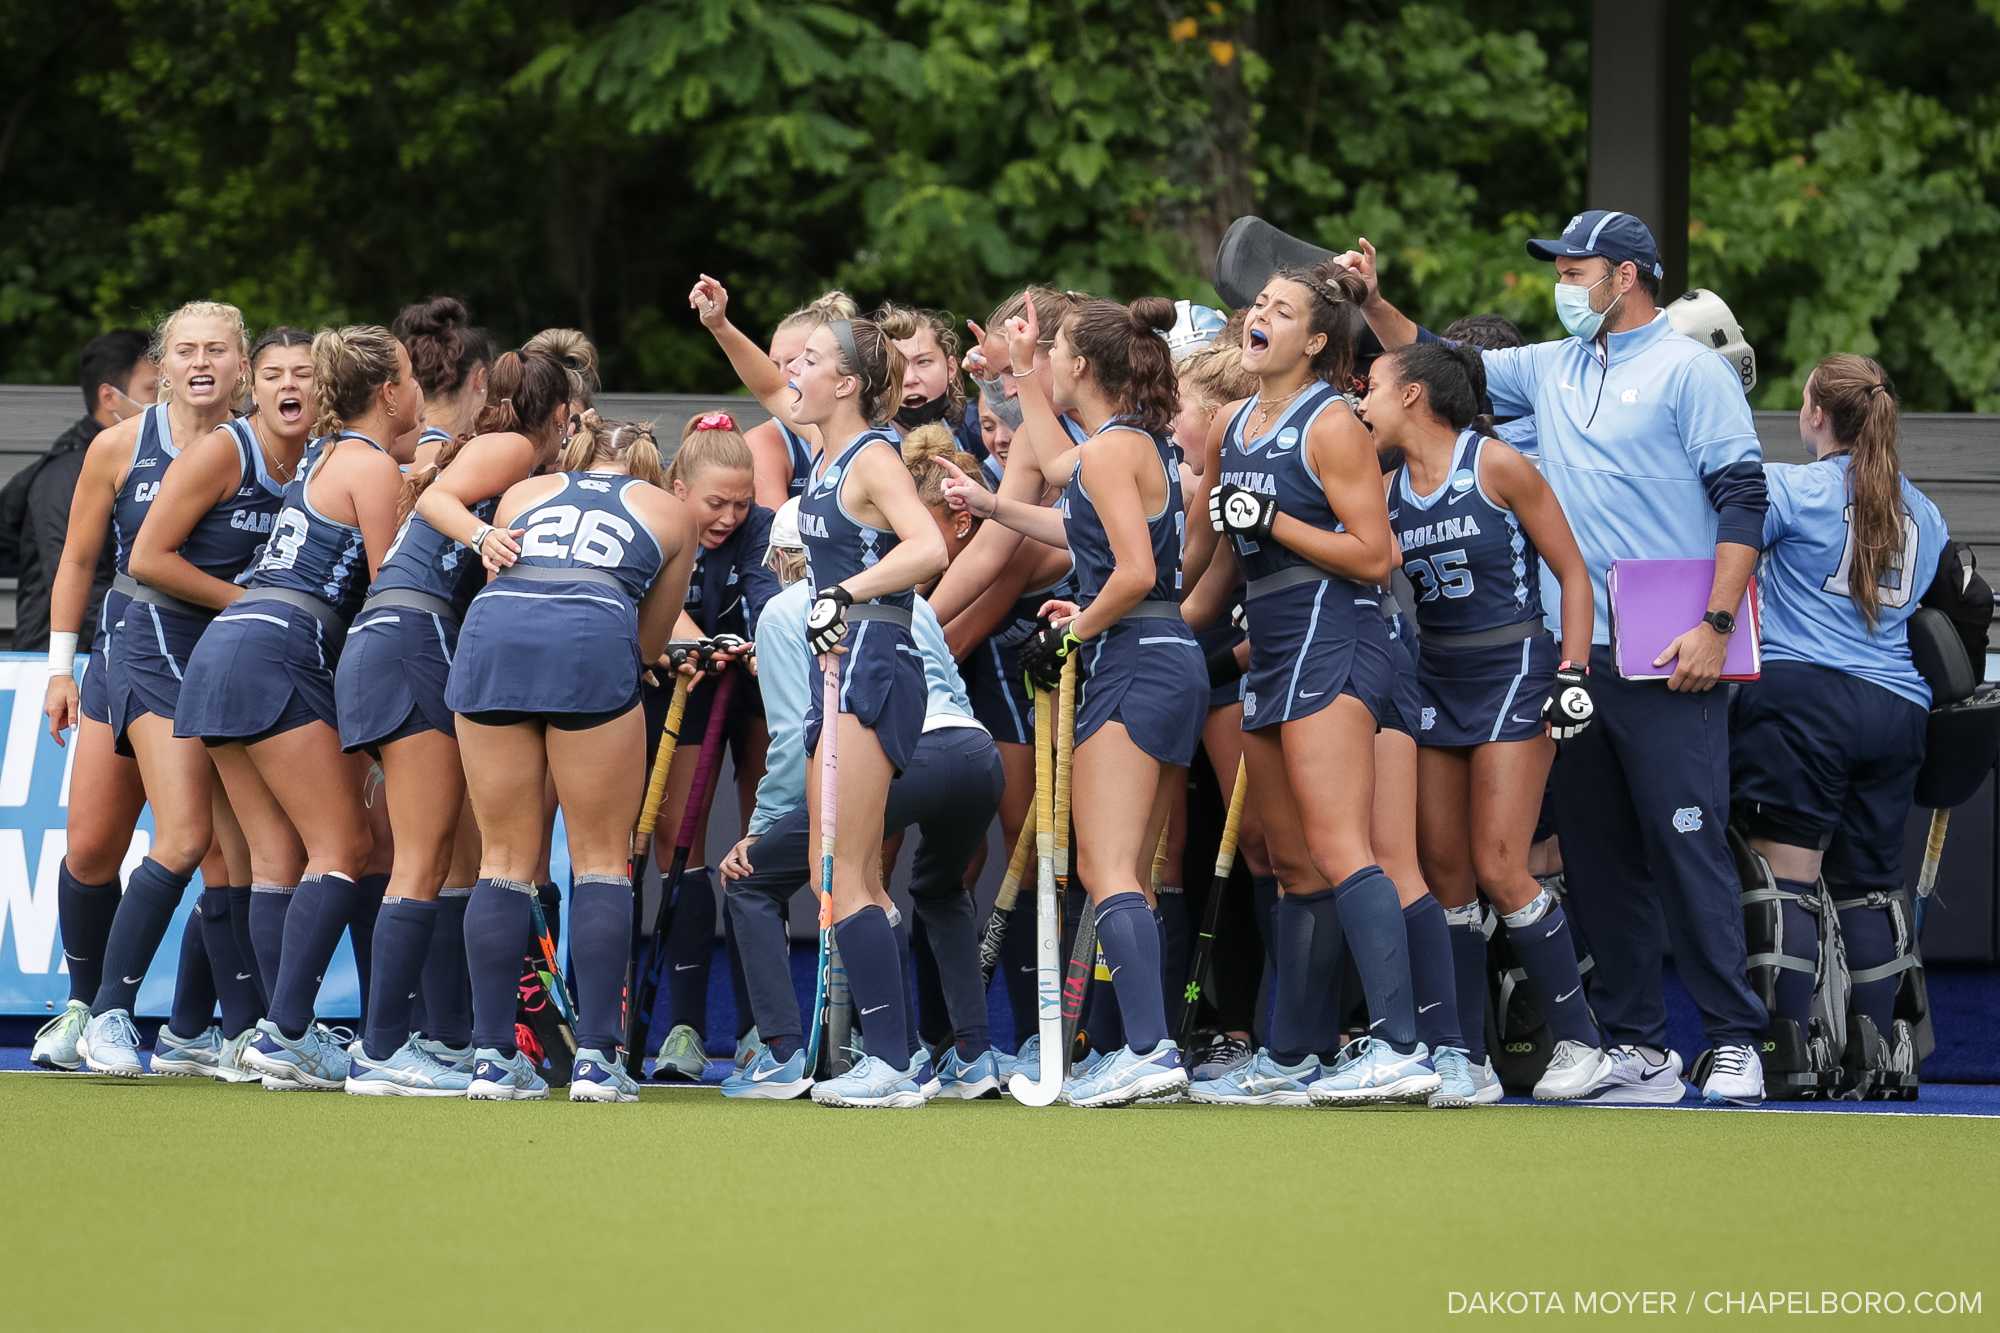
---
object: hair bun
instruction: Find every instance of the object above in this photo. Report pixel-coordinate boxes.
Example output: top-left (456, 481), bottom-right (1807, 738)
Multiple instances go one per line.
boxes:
top-left (1129, 295), bottom-right (1178, 336)
top-left (399, 295), bottom-right (468, 339)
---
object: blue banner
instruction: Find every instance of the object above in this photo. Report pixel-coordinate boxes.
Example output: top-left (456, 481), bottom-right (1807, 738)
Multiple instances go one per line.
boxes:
top-left (0, 653), bottom-right (571, 1018)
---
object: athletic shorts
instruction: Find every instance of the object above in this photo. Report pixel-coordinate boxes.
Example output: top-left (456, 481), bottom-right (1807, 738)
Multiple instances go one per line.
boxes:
top-left (175, 601), bottom-right (342, 745)
top-left (1413, 631), bottom-right (1558, 747)
top-left (1075, 615), bottom-right (1204, 766)
top-left (1240, 575), bottom-right (1378, 731)
top-left (1376, 623), bottom-right (1423, 739)
top-left (804, 620), bottom-right (926, 774)
top-left (1730, 659), bottom-right (1927, 884)
top-left (335, 605), bottom-right (459, 754)
top-left (962, 637), bottom-right (1035, 745)
top-left (79, 648), bottom-right (112, 726)
top-left (461, 700), bottom-right (640, 732)
top-left (107, 601), bottom-right (214, 754)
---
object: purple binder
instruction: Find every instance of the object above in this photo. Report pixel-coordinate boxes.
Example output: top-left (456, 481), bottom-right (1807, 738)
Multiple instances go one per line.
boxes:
top-left (1608, 559), bottom-right (1761, 681)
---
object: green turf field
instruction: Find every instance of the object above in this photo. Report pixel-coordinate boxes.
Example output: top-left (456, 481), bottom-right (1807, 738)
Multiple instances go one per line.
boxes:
top-left (4, 1076), bottom-right (1992, 1331)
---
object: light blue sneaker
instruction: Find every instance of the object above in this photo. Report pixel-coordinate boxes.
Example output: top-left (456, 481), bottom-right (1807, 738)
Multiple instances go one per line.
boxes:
top-left (76, 1009), bottom-right (144, 1078)
top-left (935, 1049), bottom-right (1003, 1100)
top-left (467, 1047), bottom-right (550, 1101)
top-left (1003, 1035), bottom-right (1041, 1084)
top-left (1307, 1037), bottom-right (1441, 1105)
top-left (721, 1045), bottom-right (813, 1099)
top-left (150, 1025), bottom-right (222, 1078)
top-left (241, 1019), bottom-right (351, 1090)
top-left (651, 1024), bottom-right (707, 1083)
top-left (809, 1052), bottom-right (933, 1109)
top-left (733, 1027), bottom-right (765, 1071)
top-left (1427, 1045), bottom-right (1490, 1108)
top-left (418, 1038), bottom-right (475, 1074)
top-left (345, 1035), bottom-right (473, 1097)
top-left (570, 1048), bottom-right (641, 1103)
top-left (1063, 1042), bottom-right (1189, 1109)
top-left (214, 1028), bottom-right (263, 1084)
top-left (1188, 1048), bottom-right (1320, 1106)
top-left (32, 1000), bottom-right (91, 1070)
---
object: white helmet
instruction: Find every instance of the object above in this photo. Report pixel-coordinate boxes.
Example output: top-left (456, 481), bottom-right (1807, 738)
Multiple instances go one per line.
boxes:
top-left (1667, 289), bottom-right (1756, 393)
top-left (767, 496), bottom-right (804, 558)
top-left (1165, 299), bottom-right (1228, 360)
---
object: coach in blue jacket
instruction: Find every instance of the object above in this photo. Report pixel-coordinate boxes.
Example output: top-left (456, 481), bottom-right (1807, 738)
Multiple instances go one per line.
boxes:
top-left (1348, 211), bottom-right (1769, 1105)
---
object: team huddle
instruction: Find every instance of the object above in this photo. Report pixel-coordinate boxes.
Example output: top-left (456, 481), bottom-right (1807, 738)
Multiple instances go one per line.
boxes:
top-left (27, 208), bottom-right (1967, 1110)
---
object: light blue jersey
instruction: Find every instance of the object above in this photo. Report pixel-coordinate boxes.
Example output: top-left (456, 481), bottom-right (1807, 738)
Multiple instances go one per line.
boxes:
top-left (747, 586), bottom-right (978, 835)
top-left (1481, 311), bottom-right (1763, 644)
top-left (1758, 455), bottom-right (1946, 708)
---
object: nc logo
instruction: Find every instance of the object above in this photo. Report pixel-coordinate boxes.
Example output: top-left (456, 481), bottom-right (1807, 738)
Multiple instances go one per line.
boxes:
top-left (1672, 806), bottom-right (1703, 833)
top-left (1620, 388), bottom-right (1639, 405)
top-left (1420, 707), bottom-right (1437, 730)
top-left (1243, 691), bottom-right (1256, 717)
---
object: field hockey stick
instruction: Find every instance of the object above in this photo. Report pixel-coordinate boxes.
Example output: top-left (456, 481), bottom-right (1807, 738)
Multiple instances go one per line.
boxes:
top-left (621, 673), bottom-right (689, 1069)
top-left (803, 654), bottom-right (841, 1079)
top-left (634, 668), bottom-right (738, 1078)
top-left (1008, 666), bottom-right (1067, 1105)
top-left (526, 892), bottom-right (579, 1052)
top-left (1175, 757), bottom-right (1248, 1051)
top-left (1915, 807), bottom-right (1949, 935)
top-left (977, 818), bottom-right (1038, 988)
top-left (825, 935), bottom-right (853, 1076)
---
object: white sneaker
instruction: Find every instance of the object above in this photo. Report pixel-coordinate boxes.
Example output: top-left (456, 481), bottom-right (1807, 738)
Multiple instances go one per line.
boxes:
top-left (1533, 1039), bottom-right (1616, 1102)
top-left (1700, 1043), bottom-right (1765, 1106)
top-left (1464, 1054), bottom-right (1506, 1105)
top-left (1578, 1044), bottom-right (1686, 1105)
top-left (214, 1029), bottom-right (263, 1083)
top-left (31, 1000), bottom-right (91, 1070)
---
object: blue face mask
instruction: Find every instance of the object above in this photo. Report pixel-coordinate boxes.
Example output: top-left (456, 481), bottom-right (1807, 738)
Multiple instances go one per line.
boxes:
top-left (1554, 273), bottom-right (1621, 340)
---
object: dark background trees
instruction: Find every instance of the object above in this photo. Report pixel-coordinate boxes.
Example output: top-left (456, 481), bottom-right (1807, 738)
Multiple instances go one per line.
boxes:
top-left (3, 0), bottom-right (1995, 408)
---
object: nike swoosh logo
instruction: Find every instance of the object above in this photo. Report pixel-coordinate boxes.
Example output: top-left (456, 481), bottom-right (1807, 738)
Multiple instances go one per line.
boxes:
top-left (63, 952), bottom-right (84, 962)
top-left (673, 964), bottom-right (700, 971)
top-left (1369, 1018), bottom-right (1386, 1030)
top-left (1300, 690), bottom-right (1324, 698)
top-left (1108, 966), bottom-right (1122, 979)
top-left (861, 1004), bottom-right (888, 1015)
top-left (122, 975), bottom-right (144, 985)
top-left (1561, 380), bottom-right (1580, 392)
top-left (1512, 714), bottom-right (1538, 724)
top-left (237, 973), bottom-right (254, 981)
top-left (1555, 987), bottom-right (1580, 1002)
top-left (1545, 924), bottom-right (1563, 938)
top-left (750, 1064), bottom-right (790, 1081)
top-left (1417, 1002), bottom-right (1441, 1013)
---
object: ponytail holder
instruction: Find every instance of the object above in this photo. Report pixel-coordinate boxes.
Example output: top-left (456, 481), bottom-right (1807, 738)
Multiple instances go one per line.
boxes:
top-left (498, 397), bottom-right (513, 406)
top-left (695, 412), bottom-right (735, 432)
top-left (1868, 383), bottom-right (1887, 397)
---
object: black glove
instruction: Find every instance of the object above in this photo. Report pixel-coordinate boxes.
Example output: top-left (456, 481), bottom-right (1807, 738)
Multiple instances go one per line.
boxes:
top-left (707, 632), bottom-right (751, 668)
top-left (1541, 660), bottom-right (1594, 740)
top-left (666, 639), bottom-right (704, 672)
top-left (806, 585), bottom-right (853, 656)
top-left (1209, 482), bottom-right (1278, 543)
top-left (1018, 618), bottom-right (1083, 694)
top-left (1230, 601), bottom-right (1248, 632)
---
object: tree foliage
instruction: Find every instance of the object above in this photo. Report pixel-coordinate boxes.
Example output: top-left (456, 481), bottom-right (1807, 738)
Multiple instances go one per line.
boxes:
top-left (3, 0), bottom-right (1996, 408)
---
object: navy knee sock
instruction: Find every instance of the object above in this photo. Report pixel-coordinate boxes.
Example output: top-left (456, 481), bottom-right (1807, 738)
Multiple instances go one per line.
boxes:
top-left (1837, 896), bottom-right (1898, 1039)
top-left (1313, 937), bottom-right (1351, 1063)
top-left (833, 906), bottom-right (908, 1071)
top-left (1094, 892), bottom-right (1167, 1055)
top-left (1505, 898), bottom-right (1600, 1047)
top-left (724, 909), bottom-right (754, 1040)
top-left (248, 884), bottom-right (295, 1010)
top-left (268, 872), bottom-right (363, 1039)
top-left (1000, 898), bottom-right (1037, 1045)
top-left (1444, 905), bottom-right (1490, 1063)
top-left (199, 887), bottom-right (263, 1038)
top-left (569, 876), bottom-right (633, 1054)
top-left (168, 908), bottom-right (217, 1038)
top-left (1332, 866), bottom-right (1417, 1052)
top-left (93, 858), bottom-right (192, 1016)
top-left (664, 866), bottom-right (715, 1039)
top-left (466, 879), bottom-right (534, 1054)
top-left (1156, 895), bottom-right (1189, 1037)
top-left (1250, 874), bottom-right (1279, 961)
top-left (892, 910), bottom-right (918, 1064)
top-left (225, 885), bottom-right (262, 1006)
top-left (1270, 886), bottom-right (1344, 1064)
top-left (423, 887), bottom-right (472, 1046)
top-left (58, 863), bottom-right (121, 1006)
top-left (1402, 895), bottom-right (1464, 1052)
top-left (362, 897), bottom-right (439, 1061)
top-left (346, 873), bottom-right (389, 1032)
top-left (1083, 935), bottom-right (1125, 1055)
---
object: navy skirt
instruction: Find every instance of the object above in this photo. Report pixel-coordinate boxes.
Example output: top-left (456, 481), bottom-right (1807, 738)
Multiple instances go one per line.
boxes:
top-left (336, 604), bottom-right (459, 754)
top-left (1075, 616), bottom-right (1204, 766)
top-left (803, 620), bottom-right (926, 774)
top-left (107, 601), bottom-right (212, 753)
top-left (1413, 631), bottom-right (1557, 747)
top-left (174, 601), bottom-right (340, 744)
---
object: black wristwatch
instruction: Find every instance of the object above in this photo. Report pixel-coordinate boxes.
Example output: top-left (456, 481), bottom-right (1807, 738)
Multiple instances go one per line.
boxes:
top-left (1701, 609), bottom-right (1737, 635)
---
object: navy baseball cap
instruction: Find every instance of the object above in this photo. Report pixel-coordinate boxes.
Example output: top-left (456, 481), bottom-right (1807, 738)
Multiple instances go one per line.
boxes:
top-left (1527, 209), bottom-right (1664, 278)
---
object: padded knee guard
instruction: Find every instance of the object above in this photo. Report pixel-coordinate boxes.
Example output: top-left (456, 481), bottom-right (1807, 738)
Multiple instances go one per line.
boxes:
top-left (1483, 873), bottom-right (1597, 1097)
top-left (1831, 886), bottom-right (1931, 1101)
top-left (1728, 829), bottom-right (1847, 1100)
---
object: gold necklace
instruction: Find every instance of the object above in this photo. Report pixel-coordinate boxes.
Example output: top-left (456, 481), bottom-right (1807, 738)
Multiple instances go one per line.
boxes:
top-left (252, 415), bottom-right (296, 482)
top-left (1250, 380), bottom-right (1308, 432)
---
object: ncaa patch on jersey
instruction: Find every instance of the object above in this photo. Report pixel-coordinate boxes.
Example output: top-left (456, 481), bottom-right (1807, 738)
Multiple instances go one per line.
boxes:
top-left (1672, 806), bottom-right (1703, 833)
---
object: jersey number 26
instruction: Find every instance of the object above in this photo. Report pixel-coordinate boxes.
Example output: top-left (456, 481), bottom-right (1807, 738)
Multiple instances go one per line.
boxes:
top-left (520, 503), bottom-right (633, 568)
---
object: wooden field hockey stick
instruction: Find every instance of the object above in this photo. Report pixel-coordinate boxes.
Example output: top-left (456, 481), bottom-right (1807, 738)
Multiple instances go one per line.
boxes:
top-left (803, 655), bottom-right (842, 1079)
top-left (621, 674), bottom-right (689, 1069)
top-left (1915, 808), bottom-right (1949, 935)
top-left (1007, 672), bottom-right (1064, 1105)
top-left (977, 818), bottom-right (1038, 988)
top-left (634, 668), bottom-right (739, 1078)
top-left (1174, 758), bottom-right (1248, 1051)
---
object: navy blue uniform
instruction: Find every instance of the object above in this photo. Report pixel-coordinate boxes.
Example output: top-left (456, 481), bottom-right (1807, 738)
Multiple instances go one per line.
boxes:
top-left (645, 504), bottom-right (778, 754)
top-left (174, 433), bottom-right (379, 744)
top-left (1390, 429), bottom-right (1558, 746)
top-left (1731, 459), bottom-right (1946, 883)
top-left (107, 415), bottom-right (286, 752)
top-left (85, 404), bottom-right (171, 725)
top-left (799, 428), bottom-right (927, 773)
top-left (1373, 590), bottom-right (1424, 738)
top-left (1219, 384), bottom-right (1389, 730)
top-left (1063, 422), bottom-right (1203, 764)
top-left (333, 491), bottom-right (498, 754)
top-left (447, 471), bottom-right (665, 724)
top-left (778, 422), bottom-right (813, 500)
top-left (962, 562), bottom-right (1078, 745)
